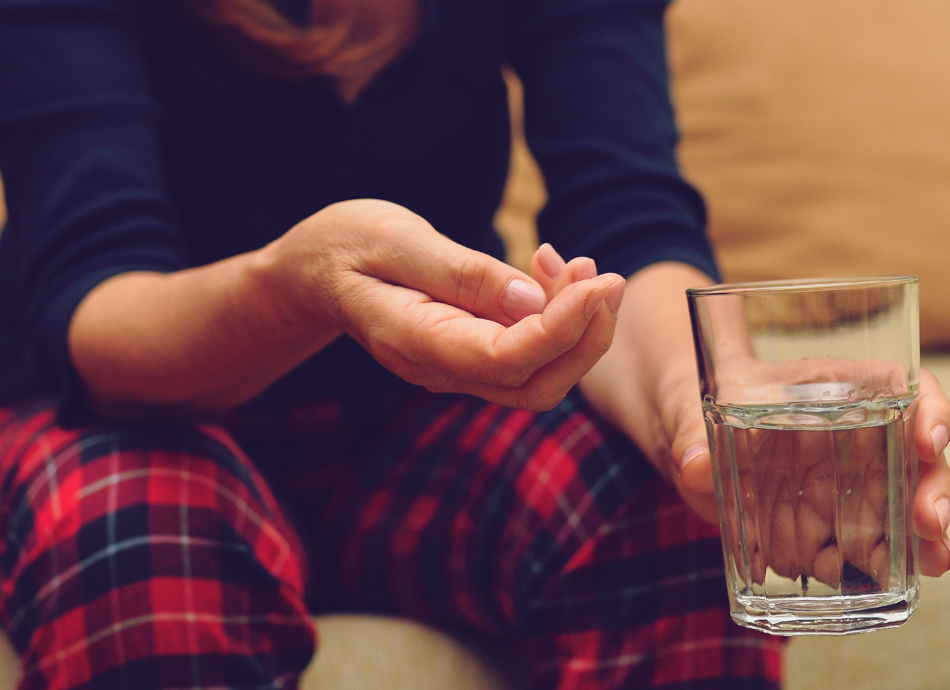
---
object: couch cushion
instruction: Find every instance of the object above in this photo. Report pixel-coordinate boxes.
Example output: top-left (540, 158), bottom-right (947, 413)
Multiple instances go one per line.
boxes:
top-left (0, 615), bottom-right (518, 690)
top-left (666, 0), bottom-right (950, 348)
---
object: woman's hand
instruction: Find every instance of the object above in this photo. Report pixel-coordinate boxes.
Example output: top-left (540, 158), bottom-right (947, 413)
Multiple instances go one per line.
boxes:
top-left (261, 199), bottom-right (626, 411)
top-left (908, 368), bottom-right (950, 575)
top-left (576, 260), bottom-right (950, 577)
top-left (663, 362), bottom-right (950, 579)
top-left (71, 199), bottom-right (624, 416)
top-left (576, 261), bottom-right (721, 524)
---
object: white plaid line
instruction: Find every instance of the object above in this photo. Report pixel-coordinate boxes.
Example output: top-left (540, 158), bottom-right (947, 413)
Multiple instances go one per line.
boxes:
top-left (547, 453), bottom-right (633, 565)
top-left (43, 438), bottom-right (63, 522)
top-left (180, 456), bottom-right (202, 690)
top-left (40, 438), bottom-right (68, 684)
top-left (80, 467), bottom-right (296, 581)
top-left (8, 535), bottom-right (250, 634)
top-left (595, 502), bottom-right (691, 536)
top-left (231, 478), bottom-right (250, 541)
top-left (21, 612), bottom-right (310, 679)
top-left (6, 432), bottom-right (291, 583)
top-left (5, 433), bottom-right (110, 554)
top-left (507, 418), bottom-right (598, 574)
top-left (611, 603), bottom-right (639, 689)
top-left (107, 446), bottom-right (129, 683)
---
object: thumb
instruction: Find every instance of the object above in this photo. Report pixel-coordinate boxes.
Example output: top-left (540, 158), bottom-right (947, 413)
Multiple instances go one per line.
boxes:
top-left (368, 214), bottom-right (546, 325)
top-left (670, 412), bottom-right (715, 494)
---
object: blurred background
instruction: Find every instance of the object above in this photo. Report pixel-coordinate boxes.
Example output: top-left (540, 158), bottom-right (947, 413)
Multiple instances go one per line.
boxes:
top-left (1, 0), bottom-right (949, 687)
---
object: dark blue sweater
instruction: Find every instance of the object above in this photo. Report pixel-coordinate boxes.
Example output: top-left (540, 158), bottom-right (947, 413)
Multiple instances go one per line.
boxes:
top-left (0, 0), bottom-right (715, 421)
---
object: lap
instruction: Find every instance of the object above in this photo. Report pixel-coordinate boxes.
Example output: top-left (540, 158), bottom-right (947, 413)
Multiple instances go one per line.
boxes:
top-left (272, 392), bottom-right (722, 619)
top-left (274, 391), bottom-right (782, 688)
top-left (0, 400), bottom-right (310, 667)
top-left (0, 393), bottom-right (782, 689)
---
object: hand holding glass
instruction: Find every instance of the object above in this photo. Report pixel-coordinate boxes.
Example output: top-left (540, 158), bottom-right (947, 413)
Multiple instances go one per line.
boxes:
top-left (687, 277), bottom-right (920, 635)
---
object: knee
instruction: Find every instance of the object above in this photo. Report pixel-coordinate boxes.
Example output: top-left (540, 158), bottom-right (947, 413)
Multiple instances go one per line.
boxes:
top-left (0, 423), bottom-right (310, 663)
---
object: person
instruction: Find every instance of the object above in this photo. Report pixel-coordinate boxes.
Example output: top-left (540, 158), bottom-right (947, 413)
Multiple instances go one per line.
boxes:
top-left (1, 0), bottom-right (948, 688)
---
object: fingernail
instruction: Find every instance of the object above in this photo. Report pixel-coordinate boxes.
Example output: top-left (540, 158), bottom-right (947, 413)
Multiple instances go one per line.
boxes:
top-left (503, 279), bottom-right (546, 321)
top-left (605, 279), bottom-right (625, 316)
top-left (681, 444), bottom-right (707, 472)
top-left (537, 243), bottom-right (564, 280)
top-left (936, 498), bottom-right (950, 534)
top-left (584, 284), bottom-right (609, 319)
top-left (933, 424), bottom-right (949, 459)
top-left (576, 258), bottom-right (597, 282)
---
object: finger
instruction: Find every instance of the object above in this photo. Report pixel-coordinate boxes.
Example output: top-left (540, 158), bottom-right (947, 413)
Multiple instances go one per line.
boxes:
top-left (458, 275), bottom-right (623, 409)
top-left (915, 368), bottom-right (950, 464)
top-left (364, 207), bottom-right (547, 325)
top-left (770, 357), bottom-right (907, 396)
top-left (558, 257), bottom-right (598, 293)
top-left (669, 470), bottom-right (720, 525)
top-left (516, 277), bottom-right (622, 403)
top-left (383, 274), bottom-right (620, 391)
top-left (919, 536), bottom-right (950, 577)
top-left (486, 274), bottom-right (621, 384)
top-left (913, 453), bottom-right (950, 542)
top-left (668, 381), bottom-right (715, 493)
top-left (530, 243), bottom-right (567, 300)
top-left (530, 245), bottom-right (597, 302)
top-left (813, 543), bottom-right (841, 589)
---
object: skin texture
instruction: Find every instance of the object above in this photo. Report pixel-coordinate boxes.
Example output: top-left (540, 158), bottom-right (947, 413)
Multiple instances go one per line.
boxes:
top-left (68, 199), bottom-right (950, 577)
top-left (69, 199), bottom-right (624, 416)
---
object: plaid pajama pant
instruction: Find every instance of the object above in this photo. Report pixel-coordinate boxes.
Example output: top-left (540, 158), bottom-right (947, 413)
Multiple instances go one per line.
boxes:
top-left (0, 391), bottom-right (784, 690)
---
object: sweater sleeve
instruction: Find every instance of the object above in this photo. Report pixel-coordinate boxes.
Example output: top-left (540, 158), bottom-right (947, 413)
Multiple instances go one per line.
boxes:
top-left (507, 0), bottom-right (720, 281)
top-left (0, 0), bottom-right (187, 411)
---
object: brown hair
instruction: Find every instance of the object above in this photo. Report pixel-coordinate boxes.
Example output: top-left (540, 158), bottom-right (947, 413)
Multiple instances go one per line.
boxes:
top-left (174, 0), bottom-right (421, 102)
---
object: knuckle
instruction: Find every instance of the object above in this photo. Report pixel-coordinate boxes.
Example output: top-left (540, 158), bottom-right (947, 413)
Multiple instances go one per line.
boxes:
top-left (480, 346), bottom-right (534, 387)
top-left (492, 364), bottom-right (532, 388)
top-left (453, 253), bottom-right (493, 313)
top-left (588, 329), bottom-right (615, 359)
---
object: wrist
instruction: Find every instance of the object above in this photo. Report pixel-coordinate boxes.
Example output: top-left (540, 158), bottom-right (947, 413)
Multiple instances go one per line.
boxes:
top-left (248, 237), bottom-right (344, 341)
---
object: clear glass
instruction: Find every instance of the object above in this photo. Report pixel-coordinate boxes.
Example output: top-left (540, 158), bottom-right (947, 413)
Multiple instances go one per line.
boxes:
top-left (686, 277), bottom-right (920, 635)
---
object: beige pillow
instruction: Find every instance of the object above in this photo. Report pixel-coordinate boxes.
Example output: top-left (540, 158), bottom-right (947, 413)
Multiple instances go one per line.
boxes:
top-left (667, 0), bottom-right (950, 348)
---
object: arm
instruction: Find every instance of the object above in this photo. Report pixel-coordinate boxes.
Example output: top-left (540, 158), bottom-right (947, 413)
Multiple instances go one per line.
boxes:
top-left (508, 0), bottom-right (716, 283)
top-left (578, 261), bottom-right (717, 521)
top-left (510, 0), bottom-right (720, 514)
top-left (70, 199), bottom-right (626, 418)
top-left (67, 253), bottom-right (336, 418)
top-left (533, 248), bottom-right (950, 577)
top-left (581, 261), bottom-right (950, 577)
top-left (532, 250), bottom-right (719, 521)
top-left (511, 0), bottom-right (950, 573)
top-left (2, 2), bottom-right (625, 420)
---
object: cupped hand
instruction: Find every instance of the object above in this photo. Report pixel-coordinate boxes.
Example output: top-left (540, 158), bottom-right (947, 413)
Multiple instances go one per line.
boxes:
top-left (265, 200), bottom-right (625, 411)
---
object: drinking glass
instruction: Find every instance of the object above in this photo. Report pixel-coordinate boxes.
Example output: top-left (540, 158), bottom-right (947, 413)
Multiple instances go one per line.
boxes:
top-left (686, 277), bottom-right (920, 635)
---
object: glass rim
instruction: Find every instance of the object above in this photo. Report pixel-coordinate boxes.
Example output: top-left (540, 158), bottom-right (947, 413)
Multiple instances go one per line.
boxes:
top-left (686, 275), bottom-right (918, 297)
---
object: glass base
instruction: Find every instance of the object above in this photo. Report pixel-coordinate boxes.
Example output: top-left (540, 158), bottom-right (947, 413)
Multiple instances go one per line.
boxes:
top-left (732, 591), bottom-right (918, 636)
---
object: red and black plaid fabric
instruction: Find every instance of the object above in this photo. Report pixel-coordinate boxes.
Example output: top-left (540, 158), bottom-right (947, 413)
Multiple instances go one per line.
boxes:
top-left (259, 390), bottom-right (785, 690)
top-left (0, 391), bottom-right (784, 689)
top-left (0, 401), bottom-right (316, 690)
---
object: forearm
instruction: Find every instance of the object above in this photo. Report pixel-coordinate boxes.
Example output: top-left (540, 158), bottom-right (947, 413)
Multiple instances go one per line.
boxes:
top-left (68, 246), bottom-right (340, 418)
top-left (579, 261), bottom-right (714, 476)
